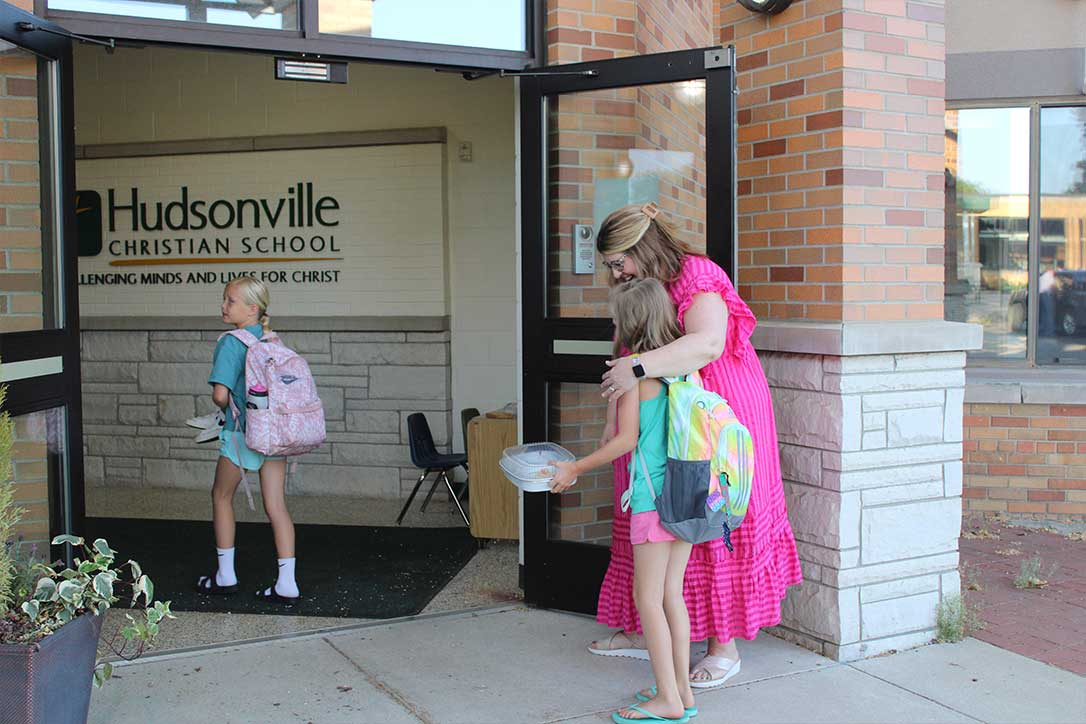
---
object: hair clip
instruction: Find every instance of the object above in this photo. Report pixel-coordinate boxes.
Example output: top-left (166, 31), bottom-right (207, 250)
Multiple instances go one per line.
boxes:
top-left (640, 202), bottom-right (659, 220)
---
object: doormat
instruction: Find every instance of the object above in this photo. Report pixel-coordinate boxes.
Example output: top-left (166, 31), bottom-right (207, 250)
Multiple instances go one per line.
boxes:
top-left (81, 517), bottom-right (478, 619)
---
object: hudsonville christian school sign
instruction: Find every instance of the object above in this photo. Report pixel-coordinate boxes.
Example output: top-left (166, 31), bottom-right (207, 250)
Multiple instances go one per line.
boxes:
top-left (76, 144), bottom-right (446, 318)
top-left (77, 182), bottom-right (343, 287)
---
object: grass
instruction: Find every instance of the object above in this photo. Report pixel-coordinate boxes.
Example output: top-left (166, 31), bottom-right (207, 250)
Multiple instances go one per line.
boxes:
top-left (1013, 555), bottom-right (1055, 589)
top-left (935, 594), bottom-right (983, 644)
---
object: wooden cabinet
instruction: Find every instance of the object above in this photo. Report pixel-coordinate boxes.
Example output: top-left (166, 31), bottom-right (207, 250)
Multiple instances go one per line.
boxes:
top-left (467, 415), bottom-right (519, 540)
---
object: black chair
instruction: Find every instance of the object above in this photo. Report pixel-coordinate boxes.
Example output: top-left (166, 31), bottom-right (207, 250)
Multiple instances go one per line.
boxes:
top-left (396, 413), bottom-right (470, 527)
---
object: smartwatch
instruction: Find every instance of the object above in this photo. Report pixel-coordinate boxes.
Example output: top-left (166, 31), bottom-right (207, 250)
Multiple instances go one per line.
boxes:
top-left (631, 355), bottom-right (646, 379)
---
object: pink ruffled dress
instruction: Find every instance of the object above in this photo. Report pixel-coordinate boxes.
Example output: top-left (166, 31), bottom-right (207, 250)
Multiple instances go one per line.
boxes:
top-left (595, 254), bottom-right (803, 641)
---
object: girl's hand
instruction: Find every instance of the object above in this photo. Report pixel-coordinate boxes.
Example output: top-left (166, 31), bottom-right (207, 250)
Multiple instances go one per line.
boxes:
top-left (601, 357), bottom-right (637, 402)
top-left (600, 424), bottom-right (616, 447)
top-left (548, 460), bottom-right (579, 493)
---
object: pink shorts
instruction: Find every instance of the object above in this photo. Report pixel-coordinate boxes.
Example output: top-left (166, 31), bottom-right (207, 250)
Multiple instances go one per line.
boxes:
top-left (630, 510), bottom-right (678, 544)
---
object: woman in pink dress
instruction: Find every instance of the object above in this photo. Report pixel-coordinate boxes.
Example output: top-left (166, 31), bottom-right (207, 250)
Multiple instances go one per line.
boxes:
top-left (589, 202), bottom-right (802, 688)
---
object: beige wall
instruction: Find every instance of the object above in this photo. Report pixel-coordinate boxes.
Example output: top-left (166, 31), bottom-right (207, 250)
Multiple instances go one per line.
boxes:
top-left (73, 45), bottom-right (518, 449)
top-left (947, 0), bottom-right (1086, 54)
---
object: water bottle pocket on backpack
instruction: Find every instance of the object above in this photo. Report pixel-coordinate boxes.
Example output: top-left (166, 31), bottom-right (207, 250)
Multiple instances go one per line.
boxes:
top-left (655, 458), bottom-right (724, 544)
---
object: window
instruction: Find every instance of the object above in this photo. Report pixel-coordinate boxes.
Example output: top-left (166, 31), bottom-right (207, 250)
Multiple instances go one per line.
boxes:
top-left (944, 107), bottom-right (1030, 361)
top-left (948, 104), bottom-right (1086, 366)
top-left (46, 0), bottom-right (300, 30)
top-left (1038, 107), bottom-right (1086, 364)
top-left (318, 0), bottom-right (526, 52)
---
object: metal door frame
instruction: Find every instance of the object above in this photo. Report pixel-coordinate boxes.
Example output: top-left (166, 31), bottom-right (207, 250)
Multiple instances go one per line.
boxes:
top-left (519, 46), bottom-right (736, 612)
top-left (0, 1), bottom-right (82, 558)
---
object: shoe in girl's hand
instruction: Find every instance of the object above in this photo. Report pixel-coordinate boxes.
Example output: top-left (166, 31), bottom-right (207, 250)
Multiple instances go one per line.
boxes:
top-left (548, 460), bottom-right (579, 493)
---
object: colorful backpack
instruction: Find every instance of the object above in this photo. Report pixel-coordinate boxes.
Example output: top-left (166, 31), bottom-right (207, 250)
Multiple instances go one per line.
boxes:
top-left (221, 329), bottom-right (327, 506)
top-left (654, 372), bottom-right (754, 549)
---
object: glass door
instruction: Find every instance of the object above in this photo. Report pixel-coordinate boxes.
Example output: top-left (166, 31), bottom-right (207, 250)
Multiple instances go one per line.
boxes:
top-left (519, 47), bottom-right (736, 613)
top-left (0, 3), bottom-right (80, 563)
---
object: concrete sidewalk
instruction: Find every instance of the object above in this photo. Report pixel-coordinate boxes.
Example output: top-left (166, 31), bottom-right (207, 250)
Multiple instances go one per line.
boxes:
top-left (89, 605), bottom-right (1085, 724)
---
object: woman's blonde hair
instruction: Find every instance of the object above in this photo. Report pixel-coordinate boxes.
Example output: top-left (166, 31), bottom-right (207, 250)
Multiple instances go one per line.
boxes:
top-left (596, 203), bottom-right (702, 286)
top-left (226, 276), bottom-right (271, 333)
top-left (609, 278), bottom-right (683, 358)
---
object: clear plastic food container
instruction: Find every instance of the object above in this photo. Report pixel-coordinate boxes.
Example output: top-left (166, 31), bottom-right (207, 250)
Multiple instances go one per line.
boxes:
top-left (499, 442), bottom-right (576, 492)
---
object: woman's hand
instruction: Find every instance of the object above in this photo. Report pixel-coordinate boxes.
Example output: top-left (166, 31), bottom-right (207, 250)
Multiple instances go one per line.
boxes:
top-left (548, 460), bottom-right (579, 493)
top-left (601, 357), bottom-right (637, 402)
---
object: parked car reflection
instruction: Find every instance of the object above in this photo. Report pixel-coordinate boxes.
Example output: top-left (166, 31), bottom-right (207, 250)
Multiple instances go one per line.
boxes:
top-left (1008, 270), bottom-right (1086, 336)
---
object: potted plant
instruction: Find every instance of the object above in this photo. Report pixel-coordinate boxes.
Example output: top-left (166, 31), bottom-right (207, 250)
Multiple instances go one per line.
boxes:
top-left (0, 369), bottom-right (173, 724)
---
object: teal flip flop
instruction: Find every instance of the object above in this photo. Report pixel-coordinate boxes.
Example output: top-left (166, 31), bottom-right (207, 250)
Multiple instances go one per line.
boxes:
top-left (612, 703), bottom-right (691, 723)
top-left (634, 687), bottom-right (698, 718)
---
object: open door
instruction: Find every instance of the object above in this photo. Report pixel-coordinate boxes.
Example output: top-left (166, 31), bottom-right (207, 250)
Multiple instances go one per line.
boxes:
top-left (520, 47), bottom-right (736, 613)
top-left (0, 3), bottom-right (81, 565)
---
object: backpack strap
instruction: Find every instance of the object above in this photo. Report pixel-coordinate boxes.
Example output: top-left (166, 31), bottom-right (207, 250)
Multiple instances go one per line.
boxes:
top-left (621, 443), bottom-right (655, 514)
top-left (222, 328), bottom-right (261, 347)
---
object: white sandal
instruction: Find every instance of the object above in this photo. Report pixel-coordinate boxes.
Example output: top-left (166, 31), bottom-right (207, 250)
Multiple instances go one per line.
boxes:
top-left (587, 631), bottom-right (651, 661)
top-left (689, 654), bottom-right (741, 689)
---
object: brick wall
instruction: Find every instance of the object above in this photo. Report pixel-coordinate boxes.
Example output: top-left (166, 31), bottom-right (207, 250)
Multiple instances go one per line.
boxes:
top-left (550, 383), bottom-right (613, 544)
top-left (963, 403), bottom-right (1086, 523)
top-left (723, 0), bottom-right (946, 322)
top-left (10, 410), bottom-right (56, 547)
top-left (0, 50), bottom-right (44, 333)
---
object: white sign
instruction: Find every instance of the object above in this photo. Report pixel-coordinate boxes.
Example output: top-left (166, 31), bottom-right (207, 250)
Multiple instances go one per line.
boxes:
top-left (76, 144), bottom-right (446, 317)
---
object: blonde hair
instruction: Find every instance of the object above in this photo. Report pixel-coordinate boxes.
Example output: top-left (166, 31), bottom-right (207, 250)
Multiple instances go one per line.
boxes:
top-left (596, 204), bottom-right (702, 286)
top-left (226, 276), bottom-right (271, 333)
top-left (609, 278), bottom-right (682, 358)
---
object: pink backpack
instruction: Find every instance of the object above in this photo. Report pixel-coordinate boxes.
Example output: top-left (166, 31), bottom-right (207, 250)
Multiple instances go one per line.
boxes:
top-left (220, 329), bottom-right (326, 507)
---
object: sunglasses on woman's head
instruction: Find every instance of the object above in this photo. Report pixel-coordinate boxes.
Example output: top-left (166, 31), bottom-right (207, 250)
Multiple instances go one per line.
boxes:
top-left (601, 253), bottom-right (627, 272)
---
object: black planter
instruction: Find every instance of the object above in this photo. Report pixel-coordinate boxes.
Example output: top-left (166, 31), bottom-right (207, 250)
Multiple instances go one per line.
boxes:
top-left (0, 612), bottom-right (104, 724)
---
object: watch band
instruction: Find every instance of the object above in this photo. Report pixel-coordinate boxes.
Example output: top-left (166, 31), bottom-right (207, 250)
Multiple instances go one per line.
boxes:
top-left (631, 355), bottom-right (646, 379)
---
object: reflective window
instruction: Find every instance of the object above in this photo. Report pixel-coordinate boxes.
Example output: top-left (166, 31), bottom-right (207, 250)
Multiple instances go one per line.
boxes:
top-left (1037, 107), bottom-right (1086, 364)
top-left (46, 0), bottom-right (300, 30)
top-left (0, 46), bottom-right (60, 333)
top-left (319, 0), bottom-right (526, 51)
top-left (10, 407), bottom-right (68, 548)
top-left (944, 108), bottom-right (1030, 360)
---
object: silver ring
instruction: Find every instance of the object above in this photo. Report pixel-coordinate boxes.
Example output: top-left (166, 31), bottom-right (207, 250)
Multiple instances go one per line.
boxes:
top-left (609, 385), bottom-right (616, 393)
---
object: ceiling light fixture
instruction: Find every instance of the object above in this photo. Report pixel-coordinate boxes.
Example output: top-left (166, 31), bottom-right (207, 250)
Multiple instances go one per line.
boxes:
top-left (737, 0), bottom-right (794, 15)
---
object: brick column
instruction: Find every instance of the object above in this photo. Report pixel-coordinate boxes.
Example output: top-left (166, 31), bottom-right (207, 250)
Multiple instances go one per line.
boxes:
top-left (724, 0), bottom-right (979, 659)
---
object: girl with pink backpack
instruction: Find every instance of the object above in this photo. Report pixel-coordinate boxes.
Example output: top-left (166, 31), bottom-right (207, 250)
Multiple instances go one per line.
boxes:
top-left (195, 276), bottom-right (319, 604)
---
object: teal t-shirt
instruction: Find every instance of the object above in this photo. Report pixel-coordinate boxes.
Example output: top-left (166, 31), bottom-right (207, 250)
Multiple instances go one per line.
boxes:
top-left (628, 384), bottom-right (669, 514)
top-left (208, 324), bottom-right (263, 431)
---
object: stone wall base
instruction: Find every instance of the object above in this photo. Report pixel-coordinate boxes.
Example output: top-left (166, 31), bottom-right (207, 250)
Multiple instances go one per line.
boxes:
top-left (762, 347), bottom-right (967, 661)
top-left (81, 322), bottom-right (451, 500)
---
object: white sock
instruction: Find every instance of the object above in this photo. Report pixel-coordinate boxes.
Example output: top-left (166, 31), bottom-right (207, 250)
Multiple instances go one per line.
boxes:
top-left (275, 557), bottom-right (298, 598)
top-left (215, 547), bottom-right (237, 587)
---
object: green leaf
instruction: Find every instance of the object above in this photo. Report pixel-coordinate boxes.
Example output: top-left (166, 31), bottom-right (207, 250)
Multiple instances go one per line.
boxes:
top-left (78, 560), bottom-right (100, 574)
top-left (128, 560), bottom-right (142, 579)
top-left (134, 574), bottom-right (154, 606)
top-left (21, 600), bottom-right (39, 619)
top-left (92, 538), bottom-right (115, 558)
top-left (92, 572), bottom-right (115, 599)
top-left (57, 579), bottom-right (82, 602)
top-left (93, 662), bottom-right (113, 688)
top-left (52, 534), bottom-right (83, 546)
top-left (33, 577), bottom-right (57, 601)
